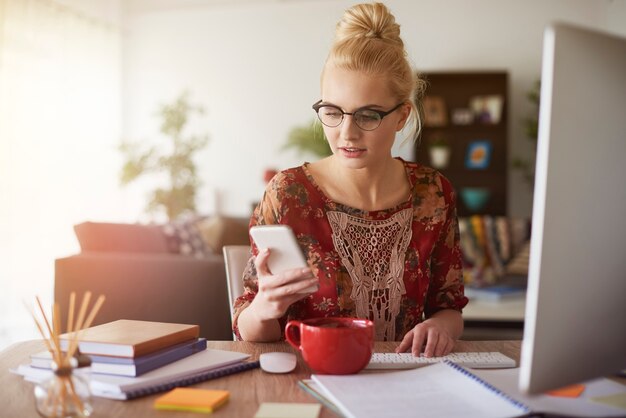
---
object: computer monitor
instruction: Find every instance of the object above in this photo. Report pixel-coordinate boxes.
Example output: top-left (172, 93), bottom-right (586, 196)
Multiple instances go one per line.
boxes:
top-left (519, 23), bottom-right (626, 394)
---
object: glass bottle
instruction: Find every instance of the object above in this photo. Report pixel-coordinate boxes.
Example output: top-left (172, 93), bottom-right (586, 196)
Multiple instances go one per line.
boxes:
top-left (33, 358), bottom-right (92, 418)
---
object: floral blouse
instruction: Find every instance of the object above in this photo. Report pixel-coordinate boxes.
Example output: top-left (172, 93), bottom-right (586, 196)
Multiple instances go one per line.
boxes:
top-left (232, 158), bottom-right (467, 341)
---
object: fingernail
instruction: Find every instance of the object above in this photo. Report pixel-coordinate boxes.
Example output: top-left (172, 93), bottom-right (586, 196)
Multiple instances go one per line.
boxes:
top-left (262, 248), bottom-right (269, 254)
top-left (301, 268), bottom-right (311, 274)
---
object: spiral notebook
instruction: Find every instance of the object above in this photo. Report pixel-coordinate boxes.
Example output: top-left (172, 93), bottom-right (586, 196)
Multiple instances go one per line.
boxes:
top-left (89, 348), bottom-right (257, 400)
top-left (311, 361), bottom-right (529, 418)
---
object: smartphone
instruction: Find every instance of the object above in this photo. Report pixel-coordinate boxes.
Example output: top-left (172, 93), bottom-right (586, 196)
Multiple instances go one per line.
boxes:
top-left (249, 225), bottom-right (317, 293)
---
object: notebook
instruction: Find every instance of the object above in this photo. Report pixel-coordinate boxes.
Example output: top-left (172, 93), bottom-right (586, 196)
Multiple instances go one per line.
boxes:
top-left (59, 319), bottom-right (199, 357)
top-left (90, 348), bottom-right (255, 400)
top-left (311, 361), bottom-right (529, 418)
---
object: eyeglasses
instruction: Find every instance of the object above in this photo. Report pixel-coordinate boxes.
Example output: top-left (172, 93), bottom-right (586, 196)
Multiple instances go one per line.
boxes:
top-left (312, 100), bottom-right (404, 131)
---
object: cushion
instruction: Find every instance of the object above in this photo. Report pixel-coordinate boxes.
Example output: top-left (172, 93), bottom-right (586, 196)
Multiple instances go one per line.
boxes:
top-left (74, 222), bottom-right (169, 253)
top-left (196, 216), bottom-right (250, 253)
top-left (162, 217), bottom-right (212, 258)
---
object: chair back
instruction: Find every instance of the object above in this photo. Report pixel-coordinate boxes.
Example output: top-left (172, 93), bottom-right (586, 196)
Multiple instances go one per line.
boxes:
top-left (222, 245), bottom-right (251, 337)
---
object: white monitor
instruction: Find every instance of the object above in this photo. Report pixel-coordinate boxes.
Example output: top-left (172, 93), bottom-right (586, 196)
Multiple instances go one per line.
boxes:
top-left (519, 22), bottom-right (626, 394)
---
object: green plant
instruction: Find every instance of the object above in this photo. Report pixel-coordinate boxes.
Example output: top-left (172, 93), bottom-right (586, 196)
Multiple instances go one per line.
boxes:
top-left (119, 92), bottom-right (209, 220)
top-left (512, 79), bottom-right (540, 187)
top-left (283, 120), bottom-right (332, 158)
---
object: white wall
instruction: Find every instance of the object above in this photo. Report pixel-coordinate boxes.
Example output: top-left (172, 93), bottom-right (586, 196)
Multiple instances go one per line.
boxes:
top-left (122, 0), bottom-right (626, 218)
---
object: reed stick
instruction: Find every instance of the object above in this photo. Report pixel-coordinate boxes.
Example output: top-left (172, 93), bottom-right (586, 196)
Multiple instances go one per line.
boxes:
top-left (52, 303), bottom-right (63, 366)
top-left (66, 292), bottom-right (91, 360)
top-left (65, 376), bottom-right (86, 412)
top-left (23, 301), bottom-right (54, 355)
top-left (67, 292), bottom-right (76, 334)
top-left (36, 296), bottom-right (61, 356)
top-left (64, 294), bottom-right (104, 361)
top-left (26, 292), bottom-right (104, 418)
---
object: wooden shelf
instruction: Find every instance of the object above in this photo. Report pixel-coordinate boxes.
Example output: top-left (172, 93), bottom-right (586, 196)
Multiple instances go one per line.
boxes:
top-left (416, 71), bottom-right (509, 216)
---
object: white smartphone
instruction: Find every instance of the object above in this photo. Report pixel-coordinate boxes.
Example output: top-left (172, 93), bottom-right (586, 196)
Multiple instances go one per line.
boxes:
top-left (249, 225), bottom-right (317, 293)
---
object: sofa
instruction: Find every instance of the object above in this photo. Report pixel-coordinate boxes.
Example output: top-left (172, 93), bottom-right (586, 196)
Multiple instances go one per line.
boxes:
top-left (54, 216), bottom-right (250, 340)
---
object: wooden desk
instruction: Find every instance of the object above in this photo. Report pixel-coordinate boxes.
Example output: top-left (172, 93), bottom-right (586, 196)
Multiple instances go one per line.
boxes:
top-left (0, 339), bottom-right (521, 417)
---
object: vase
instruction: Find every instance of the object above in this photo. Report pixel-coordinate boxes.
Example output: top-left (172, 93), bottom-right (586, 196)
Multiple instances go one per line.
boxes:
top-left (429, 146), bottom-right (451, 169)
top-left (34, 360), bottom-right (92, 418)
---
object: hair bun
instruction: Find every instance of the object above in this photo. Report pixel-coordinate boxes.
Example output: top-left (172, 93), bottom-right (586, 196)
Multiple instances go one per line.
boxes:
top-left (335, 3), bottom-right (403, 48)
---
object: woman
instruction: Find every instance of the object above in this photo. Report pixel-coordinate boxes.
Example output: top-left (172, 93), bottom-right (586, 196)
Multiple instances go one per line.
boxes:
top-left (233, 2), bottom-right (467, 357)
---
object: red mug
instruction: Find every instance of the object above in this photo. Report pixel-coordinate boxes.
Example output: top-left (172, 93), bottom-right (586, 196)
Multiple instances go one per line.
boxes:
top-left (285, 317), bottom-right (374, 374)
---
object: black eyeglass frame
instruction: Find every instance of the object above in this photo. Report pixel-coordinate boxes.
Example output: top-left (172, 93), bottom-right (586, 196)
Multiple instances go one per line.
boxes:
top-left (312, 100), bottom-right (405, 131)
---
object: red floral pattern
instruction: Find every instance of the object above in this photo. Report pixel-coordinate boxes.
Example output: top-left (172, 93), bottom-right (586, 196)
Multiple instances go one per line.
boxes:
top-left (232, 158), bottom-right (467, 341)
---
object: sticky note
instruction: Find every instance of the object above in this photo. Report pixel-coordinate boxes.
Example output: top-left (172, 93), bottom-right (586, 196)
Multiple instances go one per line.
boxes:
top-left (590, 392), bottom-right (626, 410)
top-left (254, 402), bottom-right (321, 418)
top-left (154, 388), bottom-right (229, 414)
top-left (546, 384), bottom-right (585, 398)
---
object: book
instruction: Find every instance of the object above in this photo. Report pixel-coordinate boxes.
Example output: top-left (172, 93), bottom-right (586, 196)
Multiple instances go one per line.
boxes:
top-left (59, 319), bottom-right (199, 357)
top-left (154, 388), bottom-right (229, 413)
top-left (89, 348), bottom-right (256, 400)
top-left (464, 285), bottom-right (526, 302)
top-left (12, 349), bottom-right (259, 401)
top-left (30, 338), bottom-right (208, 376)
top-left (311, 361), bottom-right (529, 418)
top-left (91, 338), bottom-right (207, 376)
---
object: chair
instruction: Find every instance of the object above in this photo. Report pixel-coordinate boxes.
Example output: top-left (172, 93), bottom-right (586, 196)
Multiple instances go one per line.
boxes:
top-left (222, 245), bottom-right (251, 340)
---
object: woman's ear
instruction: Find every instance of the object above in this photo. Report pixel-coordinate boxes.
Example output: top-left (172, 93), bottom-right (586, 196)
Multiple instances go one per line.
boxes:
top-left (395, 103), bottom-right (411, 131)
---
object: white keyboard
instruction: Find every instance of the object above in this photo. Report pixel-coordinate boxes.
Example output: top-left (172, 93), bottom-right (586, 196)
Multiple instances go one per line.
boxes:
top-left (366, 352), bottom-right (516, 370)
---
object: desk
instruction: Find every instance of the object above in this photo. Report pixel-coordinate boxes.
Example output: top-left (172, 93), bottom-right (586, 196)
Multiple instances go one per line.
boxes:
top-left (0, 340), bottom-right (521, 417)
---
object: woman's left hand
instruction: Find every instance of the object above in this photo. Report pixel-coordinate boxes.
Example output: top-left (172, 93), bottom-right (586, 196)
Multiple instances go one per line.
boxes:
top-left (395, 318), bottom-right (456, 357)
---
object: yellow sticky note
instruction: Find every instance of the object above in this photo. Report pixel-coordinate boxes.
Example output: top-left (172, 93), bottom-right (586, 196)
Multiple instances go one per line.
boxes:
top-left (590, 392), bottom-right (626, 411)
top-left (154, 388), bottom-right (229, 414)
top-left (546, 384), bottom-right (585, 398)
top-left (254, 402), bottom-right (321, 418)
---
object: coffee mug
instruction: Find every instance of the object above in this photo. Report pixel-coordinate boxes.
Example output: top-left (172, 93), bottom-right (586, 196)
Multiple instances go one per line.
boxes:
top-left (285, 317), bottom-right (374, 374)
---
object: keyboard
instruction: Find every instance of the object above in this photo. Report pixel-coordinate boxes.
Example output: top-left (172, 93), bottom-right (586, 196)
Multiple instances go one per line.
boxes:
top-left (366, 352), bottom-right (516, 370)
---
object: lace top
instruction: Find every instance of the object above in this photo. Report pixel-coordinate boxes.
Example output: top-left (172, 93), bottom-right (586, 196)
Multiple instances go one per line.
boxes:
top-left (232, 158), bottom-right (468, 341)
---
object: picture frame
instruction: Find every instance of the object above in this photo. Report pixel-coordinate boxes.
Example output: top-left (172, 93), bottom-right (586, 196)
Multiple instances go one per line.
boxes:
top-left (423, 96), bottom-right (448, 127)
top-left (469, 95), bottom-right (504, 124)
top-left (465, 140), bottom-right (492, 169)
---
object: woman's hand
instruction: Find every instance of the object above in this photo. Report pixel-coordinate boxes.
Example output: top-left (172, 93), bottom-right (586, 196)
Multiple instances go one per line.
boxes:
top-left (248, 248), bottom-right (319, 321)
top-left (395, 310), bottom-right (463, 357)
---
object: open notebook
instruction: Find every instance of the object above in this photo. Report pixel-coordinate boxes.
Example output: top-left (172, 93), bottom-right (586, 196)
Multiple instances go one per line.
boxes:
top-left (312, 361), bottom-right (529, 418)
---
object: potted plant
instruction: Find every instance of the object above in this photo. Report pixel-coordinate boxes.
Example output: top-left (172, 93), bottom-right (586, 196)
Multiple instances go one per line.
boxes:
top-left (428, 135), bottom-right (451, 169)
top-left (119, 92), bottom-right (209, 221)
top-left (512, 79), bottom-right (540, 188)
top-left (282, 120), bottom-right (332, 158)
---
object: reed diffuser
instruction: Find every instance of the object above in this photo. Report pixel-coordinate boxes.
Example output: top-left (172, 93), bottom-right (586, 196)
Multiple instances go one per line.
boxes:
top-left (27, 292), bottom-right (105, 418)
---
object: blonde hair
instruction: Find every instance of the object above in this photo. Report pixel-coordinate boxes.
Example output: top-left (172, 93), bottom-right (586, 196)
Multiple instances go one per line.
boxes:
top-left (322, 2), bottom-right (426, 141)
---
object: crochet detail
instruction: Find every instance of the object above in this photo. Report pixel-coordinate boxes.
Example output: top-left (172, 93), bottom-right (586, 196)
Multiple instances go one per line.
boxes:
top-left (328, 208), bottom-right (413, 340)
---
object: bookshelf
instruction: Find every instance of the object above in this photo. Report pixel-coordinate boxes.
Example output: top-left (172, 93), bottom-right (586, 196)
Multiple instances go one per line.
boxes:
top-left (416, 71), bottom-right (508, 216)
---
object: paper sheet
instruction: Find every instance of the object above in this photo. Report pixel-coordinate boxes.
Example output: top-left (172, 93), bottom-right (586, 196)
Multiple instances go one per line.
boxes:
top-left (590, 393), bottom-right (626, 411)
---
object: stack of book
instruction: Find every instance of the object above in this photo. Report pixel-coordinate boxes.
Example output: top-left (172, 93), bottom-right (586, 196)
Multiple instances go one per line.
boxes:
top-left (13, 319), bottom-right (256, 400)
top-left (30, 320), bottom-right (205, 377)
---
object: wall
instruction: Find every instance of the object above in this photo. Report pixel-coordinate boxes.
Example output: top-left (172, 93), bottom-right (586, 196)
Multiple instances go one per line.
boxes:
top-left (121, 0), bottom-right (625, 219)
